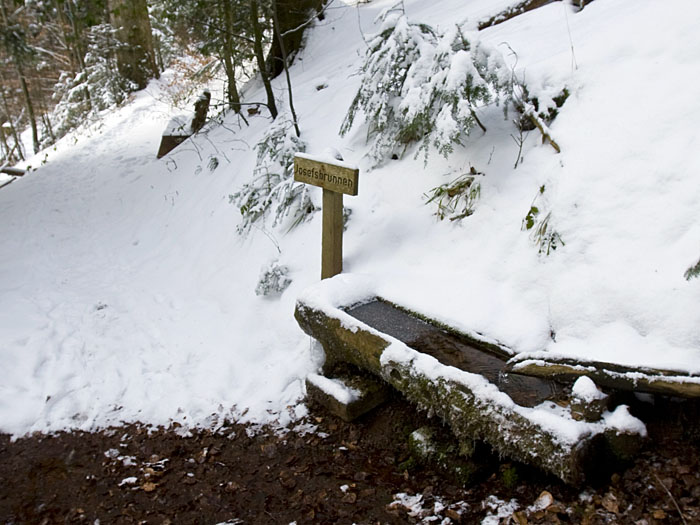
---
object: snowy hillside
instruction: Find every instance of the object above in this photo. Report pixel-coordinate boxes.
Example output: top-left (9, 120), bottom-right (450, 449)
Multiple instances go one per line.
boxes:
top-left (1, 0), bottom-right (699, 437)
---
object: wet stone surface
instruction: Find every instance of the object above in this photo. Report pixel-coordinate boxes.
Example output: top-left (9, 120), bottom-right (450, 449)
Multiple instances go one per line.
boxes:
top-left (346, 300), bottom-right (563, 407)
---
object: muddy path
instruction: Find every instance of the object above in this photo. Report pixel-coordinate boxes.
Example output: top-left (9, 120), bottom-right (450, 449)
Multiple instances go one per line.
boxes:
top-left (1, 397), bottom-right (699, 524)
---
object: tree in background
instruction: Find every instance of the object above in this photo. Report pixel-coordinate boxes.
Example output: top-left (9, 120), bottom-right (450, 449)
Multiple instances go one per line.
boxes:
top-left (164, 0), bottom-right (254, 114)
top-left (266, 0), bottom-right (324, 79)
top-left (109, 0), bottom-right (159, 90)
top-left (0, 0), bottom-right (40, 153)
top-left (0, 0), bottom-right (323, 164)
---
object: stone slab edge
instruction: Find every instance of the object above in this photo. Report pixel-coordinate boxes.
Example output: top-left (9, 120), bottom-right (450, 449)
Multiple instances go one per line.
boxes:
top-left (294, 295), bottom-right (644, 486)
top-left (507, 356), bottom-right (700, 398)
top-left (305, 373), bottom-right (390, 422)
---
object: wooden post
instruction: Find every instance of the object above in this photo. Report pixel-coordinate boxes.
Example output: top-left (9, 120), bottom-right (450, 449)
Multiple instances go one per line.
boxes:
top-left (322, 189), bottom-right (343, 279)
top-left (293, 153), bottom-right (359, 280)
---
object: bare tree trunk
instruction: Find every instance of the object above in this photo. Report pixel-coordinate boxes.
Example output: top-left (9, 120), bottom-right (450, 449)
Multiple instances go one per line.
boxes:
top-left (0, 123), bottom-right (10, 161)
top-left (53, 0), bottom-right (84, 73)
top-left (272, 0), bottom-right (299, 136)
top-left (221, 0), bottom-right (242, 113)
top-left (109, 0), bottom-right (159, 90)
top-left (250, 0), bottom-right (277, 119)
top-left (16, 63), bottom-right (40, 154)
top-left (0, 0), bottom-right (39, 153)
top-left (1, 90), bottom-right (25, 161)
top-left (267, 0), bottom-right (324, 78)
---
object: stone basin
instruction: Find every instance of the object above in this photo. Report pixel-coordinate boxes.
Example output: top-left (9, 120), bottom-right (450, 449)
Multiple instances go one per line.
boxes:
top-left (347, 300), bottom-right (563, 408)
top-left (295, 279), bottom-right (646, 486)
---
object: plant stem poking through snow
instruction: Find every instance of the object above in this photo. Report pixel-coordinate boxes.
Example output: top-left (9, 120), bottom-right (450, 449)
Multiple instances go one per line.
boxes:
top-left (426, 166), bottom-right (483, 221)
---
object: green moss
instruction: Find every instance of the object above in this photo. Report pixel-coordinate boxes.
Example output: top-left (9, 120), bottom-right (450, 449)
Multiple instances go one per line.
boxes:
top-left (408, 426), bottom-right (485, 485)
top-left (500, 464), bottom-right (519, 489)
top-left (294, 298), bottom-right (644, 486)
top-left (294, 303), bottom-right (390, 373)
top-left (382, 359), bottom-right (587, 485)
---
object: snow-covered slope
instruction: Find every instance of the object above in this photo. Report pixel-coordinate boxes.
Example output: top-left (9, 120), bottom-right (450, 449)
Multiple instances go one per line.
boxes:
top-left (1, 0), bottom-right (698, 436)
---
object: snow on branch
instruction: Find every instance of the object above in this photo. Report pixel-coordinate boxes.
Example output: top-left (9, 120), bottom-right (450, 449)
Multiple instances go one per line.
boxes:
top-left (340, 14), bottom-right (511, 166)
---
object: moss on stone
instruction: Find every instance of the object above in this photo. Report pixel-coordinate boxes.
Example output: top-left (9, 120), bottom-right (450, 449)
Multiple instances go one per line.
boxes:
top-left (295, 303), bottom-right (389, 373)
top-left (294, 299), bottom-right (644, 486)
top-left (381, 359), bottom-right (591, 485)
top-left (408, 426), bottom-right (486, 485)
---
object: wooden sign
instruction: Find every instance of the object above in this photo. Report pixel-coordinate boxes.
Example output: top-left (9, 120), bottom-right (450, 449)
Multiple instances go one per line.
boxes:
top-left (294, 153), bottom-right (359, 196)
top-left (293, 153), bottom-right (360, 280)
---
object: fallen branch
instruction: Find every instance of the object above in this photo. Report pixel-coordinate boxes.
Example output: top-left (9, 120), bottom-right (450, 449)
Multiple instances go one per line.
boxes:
top-left (524, 105), bottom-right (561, 153)
top-left (654, 473), bottom-right (688, 525)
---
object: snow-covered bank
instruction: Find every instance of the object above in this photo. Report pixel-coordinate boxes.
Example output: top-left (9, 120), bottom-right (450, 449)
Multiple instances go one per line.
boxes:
top-left (1, 0), bottom-right (699, 436)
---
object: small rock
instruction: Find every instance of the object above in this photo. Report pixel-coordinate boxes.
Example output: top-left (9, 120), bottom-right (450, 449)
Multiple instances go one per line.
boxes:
top-left (445, 508), bottom-right (462, 521)
top-left (652, 509), bottom-right (667, 519)
top-left (601, 492), bottom-right (619, 514)
top-left (532, 490), bottom-right (554, 511)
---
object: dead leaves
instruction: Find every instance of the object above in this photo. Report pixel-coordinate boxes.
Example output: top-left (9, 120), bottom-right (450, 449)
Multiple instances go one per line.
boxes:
top-left (141, 481), bottom-right (157, 493)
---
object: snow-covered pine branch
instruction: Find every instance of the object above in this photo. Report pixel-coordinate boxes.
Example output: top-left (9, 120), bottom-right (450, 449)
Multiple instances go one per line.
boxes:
top-left (340, 13), bottom-right (511, 166)
top-left (229, 116), bottom-right (316, 234)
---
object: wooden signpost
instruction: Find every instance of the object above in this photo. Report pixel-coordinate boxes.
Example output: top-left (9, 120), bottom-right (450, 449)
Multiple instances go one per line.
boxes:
top-left (294, 153), bottom-right (359, 280)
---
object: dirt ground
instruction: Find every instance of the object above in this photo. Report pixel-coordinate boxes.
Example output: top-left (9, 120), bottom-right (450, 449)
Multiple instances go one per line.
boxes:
top-left (2, 394), bottom-right (700, 524)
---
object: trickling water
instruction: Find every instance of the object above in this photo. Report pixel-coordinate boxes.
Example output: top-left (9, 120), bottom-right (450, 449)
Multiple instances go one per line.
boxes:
top-left (346, 300), bottom-right (562, 407)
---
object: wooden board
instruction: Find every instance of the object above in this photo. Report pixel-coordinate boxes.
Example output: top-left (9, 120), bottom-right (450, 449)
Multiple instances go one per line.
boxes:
top-left (294, 154), bottom-right (359, 196)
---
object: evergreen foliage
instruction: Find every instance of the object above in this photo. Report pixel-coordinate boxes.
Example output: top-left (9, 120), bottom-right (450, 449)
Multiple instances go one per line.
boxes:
top-left (340, 11), bottom-right (511, 166)
top-left (51, 23), bottom-right (135, 138)
top-left (149, 0), bottom-right (179, 73)
top-left (255, 259), bottom-right (292, 296)
top-left (685, 258), bottom-right (700, 281)
top-left (229, 116), bottom-right (316, 233)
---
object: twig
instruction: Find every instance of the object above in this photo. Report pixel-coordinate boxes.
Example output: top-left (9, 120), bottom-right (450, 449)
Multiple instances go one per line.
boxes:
top-left (525, 106), bottom-right (560, 153)
top-left (356, 2), bottom-right (369, 49)
top-left (254, 225), bottom-right (282, 254)
top-left (654, 473), bottom-right (688, 525)
top-left (562, 1), bottom-right (578, 72)
top-left (510, 120), bottom-right (529, 168)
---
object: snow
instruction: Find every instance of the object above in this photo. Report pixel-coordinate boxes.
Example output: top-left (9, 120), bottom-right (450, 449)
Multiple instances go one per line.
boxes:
top-left (118, 476), bottom-right (137, 487)
top-left (163, 114), bottom-right (193, 137)
top-left (1, 0), bottom-right (699, 437)
top-left (481, 495), bottom-right (519, 525)
top-left (603, 405), bottom-right (647, 437)
top-left (0, 174), bottom-right (14, 188)
top-left (571, 376), bottom-right (606, 402)
top-left (294, 151), bottom-right (358, 171)
top-left (306, 373), bottom-right (361, 404)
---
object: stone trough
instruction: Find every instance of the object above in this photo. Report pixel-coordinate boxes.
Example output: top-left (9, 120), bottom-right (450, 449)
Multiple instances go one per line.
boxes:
top-left (295, 276), bottom-right (649, 486)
